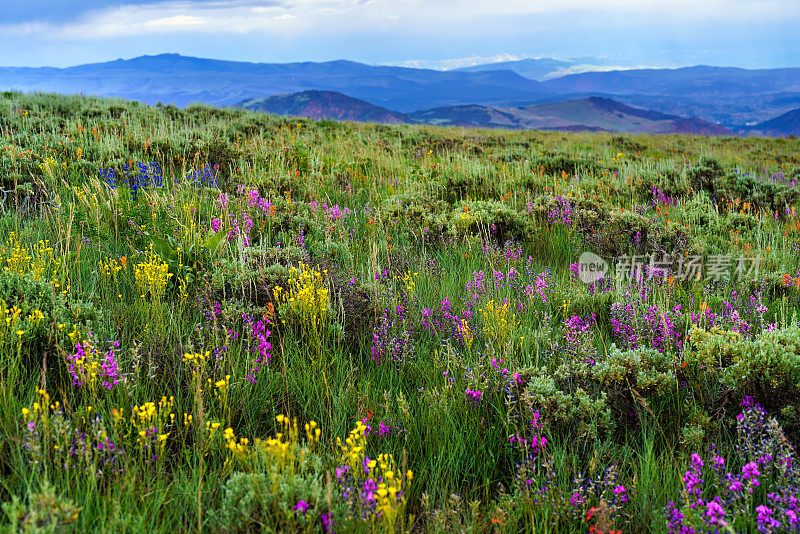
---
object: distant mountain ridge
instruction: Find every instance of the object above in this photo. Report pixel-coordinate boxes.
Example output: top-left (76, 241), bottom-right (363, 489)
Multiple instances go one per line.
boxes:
top-left (239, 90), bottom-right (733, 135)
top-left (0, 53), bottom-right (551, 112)
top-left (538, 65), bottom-right (800, 126)
top-left (540, 65), bottom-right (800, 95)
top-left (240, 90), bottom-right (410, 124)
top-left (750, 107), bottom-right (800, 136)
top-left (409, 96), bottom-right (731, 135)
top-left (457, 58), bottom-right (575, 81)
top-left (2, 53), bottom-right (800, 131)
top-left (456, 57), bottom-right (616, 81)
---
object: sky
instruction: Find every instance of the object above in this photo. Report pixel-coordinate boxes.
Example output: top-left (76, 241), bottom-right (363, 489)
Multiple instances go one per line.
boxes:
top-left (1, 0), bottom-right (799, 69)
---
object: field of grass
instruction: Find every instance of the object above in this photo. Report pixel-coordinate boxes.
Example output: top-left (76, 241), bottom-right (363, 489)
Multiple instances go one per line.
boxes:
top-left (1, 91), bottom-right (800, 533)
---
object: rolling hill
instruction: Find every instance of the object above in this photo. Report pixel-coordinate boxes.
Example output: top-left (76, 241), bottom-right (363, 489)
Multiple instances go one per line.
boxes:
top-left (408, 97), bottom-right (732, 135)
top-left (240, 90), bottom-right (409, 124)
top-left (0, 53), bottom-right (553, 112)
top-left (456, 57), bottom-right (622, 81)
top-left (540, 66), bottom-right (800, 126)
top-left (457, 58), bottom-right (576, 81)
top-left (236, 90), bottom-right (731, 135)
top-left (541, 65), bottom-right (800, 96)
top-left (3, 54), bottom-right (800, 129)
top-left (750, 107), bottom-right (800, 136)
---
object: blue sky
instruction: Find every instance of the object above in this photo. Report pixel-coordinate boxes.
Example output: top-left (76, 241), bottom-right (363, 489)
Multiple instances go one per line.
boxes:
top-left (1, 0), bottom-right (798, 69)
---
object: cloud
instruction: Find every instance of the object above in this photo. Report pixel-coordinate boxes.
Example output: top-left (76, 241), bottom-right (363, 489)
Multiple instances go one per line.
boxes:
top-left (1, 0), bottom-right (798, 69)
top-left (540, 64), bottom-right (663, 79)
top-left (142, 14), bottom-right (207, 28)
top-left (386, 53), bottom-right (662, 77)
top-left (3, 1), bottom-right (285, 37)
top-left (391, 53), bottom-right (528, 70)
top-left (2, 0), bottom-right (798, 41)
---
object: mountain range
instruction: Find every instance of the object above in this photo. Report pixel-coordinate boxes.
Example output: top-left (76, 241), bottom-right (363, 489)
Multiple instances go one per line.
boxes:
top-left (3, 53), bottom-right (800, 135)
top-left (749, 108), bottom-right (800, 137)
top-left (241, 91), bottom-right (409, 124)
top-left (0, 54), bottom-right (550, 112)
top-left (242, 91), bottom-right (732, 135)
top-left (456, 57), bottom-right (619, 81)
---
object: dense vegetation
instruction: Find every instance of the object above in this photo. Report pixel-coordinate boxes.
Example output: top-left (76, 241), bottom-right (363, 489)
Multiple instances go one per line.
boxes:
top-left (1, 91), bottom-right (800, 533)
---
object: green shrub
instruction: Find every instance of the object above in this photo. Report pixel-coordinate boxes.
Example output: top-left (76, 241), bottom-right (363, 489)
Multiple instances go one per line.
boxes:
top-left (2, 482), bottom-right (80, 534)
top-left (213, 448), bottom-right (332, 533)
top-left (725, 171), bottom-right (800, 212)
top-left (610, 135), bottom-right (646, 153)
top-left (631, 167), bottom-right (688, 199)
top-left (530, 154), bottom-right (605, 177)
top-left (516, 368), bottom-right (611, 437)
top-left (209, 246), bottom-right (309, 306)
top-left (309, 239), bottom-right (353, 273)
top-left (686, 155), bottom-right (726, 195)
top-left (593, 345), bottom-right (676, 396)
top-left (687, 324), bottom-right (800, 406)
top-left (450, 200), bottom-right (533, 243)
top-left (438, 170), bottom-right (494, 203)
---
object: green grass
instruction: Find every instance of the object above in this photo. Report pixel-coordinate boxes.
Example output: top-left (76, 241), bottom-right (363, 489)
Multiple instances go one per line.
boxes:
top-left (0, 90), bottom-right (799, 532)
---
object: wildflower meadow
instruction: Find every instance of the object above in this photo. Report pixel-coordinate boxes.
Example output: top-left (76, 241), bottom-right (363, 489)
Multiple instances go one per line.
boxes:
top-left (2, 91), bottom-right (800, 532)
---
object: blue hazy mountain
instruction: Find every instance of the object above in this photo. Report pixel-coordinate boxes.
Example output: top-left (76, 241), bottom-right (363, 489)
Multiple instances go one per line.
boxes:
top-left (3, 54), bottom-right (800, 129)
top-left (456, 57), bottom-right (618, 81)
top-left (240, 90), bottom-right (411, 124)
top-left (0, 53), bottom-right (552, 112)
top-left (750, 107), bottom-right (800, 136)
top-left (240, 90), bottom-right (732, 135)
top-left (457, 58), bottom-right (576, 81)
top-left (540, 66), bottom-right (800, 126)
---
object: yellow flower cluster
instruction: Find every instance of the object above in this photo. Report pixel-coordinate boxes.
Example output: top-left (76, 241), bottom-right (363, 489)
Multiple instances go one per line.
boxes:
top-left (64, 324), bottom-right (82, 346)
top-left (99, 257), bottom-right (123, 279)
top-left (369, 453), bottom-right (413, 528)
top-left (212, 374), bottom-right (230, 403)
top-left (337, 421), bottom-right (413, 529)
top-left (128, 396), bottom-right (175, 456)
top-left (0, 234), bottom-right (60, 281)
top-left (273, 262), bottom-right (329, 331)
top-left (0, 302), bottom-right (22, 341)
top-left (222, 414), bottom-right (322, 473)
top-left (223, 427), bottom-right (251, 461)
top-left (398, 271), bottom-right (417, 300)
top-left (0, 299), bottom-right (44, 345)
top-left (480, 299), bottom-right (517, 349)
top-left (337, 420), bottom-right (368, 471)
top-left (183, 350), bottom-right (209, 379)
top-left (259, 414), bottom-right (298, 468)
top-left (38, 157), bottom-right (67, 178)
top-left (457, 317), bottom-right (473, 351)
top-left (204, 420), bottom-right (222, 440)
top-left (134, 246), bottom-right (172, 300)
top-left (21, 389), bottom-right (54, 423)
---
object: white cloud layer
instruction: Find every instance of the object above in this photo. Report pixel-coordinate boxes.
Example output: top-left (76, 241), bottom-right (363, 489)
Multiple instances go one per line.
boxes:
top-left (1, 0), bottom-right (798, 69)
top-left (2, 0), bottom-right (797, 40)
top-left (392, 54), bottom-right (528, 70)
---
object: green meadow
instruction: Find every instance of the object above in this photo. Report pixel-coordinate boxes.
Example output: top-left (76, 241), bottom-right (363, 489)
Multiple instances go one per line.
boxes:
top-left (1, 91), bottom-right (800, 533)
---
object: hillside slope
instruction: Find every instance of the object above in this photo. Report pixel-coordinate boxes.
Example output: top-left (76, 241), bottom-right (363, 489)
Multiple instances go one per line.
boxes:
top-left (750, 108), bottom-right (800, 136)
top-left (240, 90), bottom-right (410, 124)
top-left (0, 53), bottom-right (552, 112)
top-left (408, 97), bottom-right (731, 135)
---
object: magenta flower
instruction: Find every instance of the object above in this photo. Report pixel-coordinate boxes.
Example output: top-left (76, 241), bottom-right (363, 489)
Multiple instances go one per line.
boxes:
top-left (705, 501), bottom-right (726, 525)
top-left (294, 500), bottom-right (310, 515)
